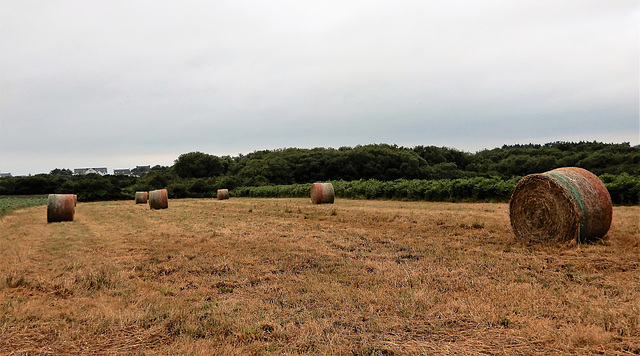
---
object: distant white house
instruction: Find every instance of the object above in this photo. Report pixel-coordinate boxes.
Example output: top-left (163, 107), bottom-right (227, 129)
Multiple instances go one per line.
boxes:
top-left (74, 167), bottom-right (108, 176)
top-left (0, 172), bottom-right (12, 178)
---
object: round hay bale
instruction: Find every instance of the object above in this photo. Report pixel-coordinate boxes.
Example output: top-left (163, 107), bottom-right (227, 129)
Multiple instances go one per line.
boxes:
top-left (149, 189), bottom-right (168, 210)
top-left (47, 194), bottom-right (76, 223)
top-left (310, 182), bottom-right (335, 204)
top-left (509, 167), bottom-right (612, 243)
top-left (135, 191), bottom-right (148, 204)
top-left (217, 189), bottom-right (229, 200)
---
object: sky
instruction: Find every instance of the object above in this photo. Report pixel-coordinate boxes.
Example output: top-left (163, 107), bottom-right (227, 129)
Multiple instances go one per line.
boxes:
top-left (1, 1), bottom-right (638, 176)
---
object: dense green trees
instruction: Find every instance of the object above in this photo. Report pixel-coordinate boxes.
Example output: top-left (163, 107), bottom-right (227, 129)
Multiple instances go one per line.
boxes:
top-left (0, 174), bottom-right (136, 201)
top-left (228, 142), bottom-right (640, 183)
top-left (472, 142), bottom-right (640, 176)
top-left (50, 168), bottom-right (73, 177)
top-left (174, 152), bottom-right (231, 178)
top-left (1, 141), bottom-right (638, 204)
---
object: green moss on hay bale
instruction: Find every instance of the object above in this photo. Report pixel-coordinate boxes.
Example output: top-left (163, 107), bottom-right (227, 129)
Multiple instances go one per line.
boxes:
top-left (135, 191), bottom-right (148, 204)
top-left (509, 167), bottom-right (612, 243)
top-left (310, 183), bottom-right (335, 204)
top-left (47, 194), bottom-right (76, 223)
top-left (149, 189), bottom-right (168, 210)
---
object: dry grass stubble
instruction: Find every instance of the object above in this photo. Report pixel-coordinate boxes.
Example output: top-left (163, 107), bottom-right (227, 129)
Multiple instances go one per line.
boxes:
top-left (0, 198), bottom-right (638, 355)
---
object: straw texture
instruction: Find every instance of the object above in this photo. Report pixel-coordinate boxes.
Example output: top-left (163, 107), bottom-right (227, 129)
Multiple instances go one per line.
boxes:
top-left (310, 183), bottom-right (335, 204)
top-left (509, 167), bottom-right (612, 243)
top-left (47, 194), bottom-right (76, 223)
top-left (217, 189), bottom-right (229, 200)
top-left (135, 191), bottom-right (148, 204)
top-left (149, 189), bottom-right (169, 210)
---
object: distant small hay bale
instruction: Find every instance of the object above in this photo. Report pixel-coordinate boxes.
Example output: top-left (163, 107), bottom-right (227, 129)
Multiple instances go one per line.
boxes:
top-left (509, 167), bottom-right (612, 243)
top-left (135, 191), bottom-right (148, 204)
top-left (310, 183), bottom-right (335, 204)
top-left (149, 189), bottom-right (168, 210)
top-left (217, 189), bottom-right (229, 200)
top-left (47, 194), bottom-right (76, 223)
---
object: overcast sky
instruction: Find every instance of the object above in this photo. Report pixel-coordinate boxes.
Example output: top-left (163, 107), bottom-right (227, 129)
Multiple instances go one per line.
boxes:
top-left (1, 1), bottom-right (638, 175)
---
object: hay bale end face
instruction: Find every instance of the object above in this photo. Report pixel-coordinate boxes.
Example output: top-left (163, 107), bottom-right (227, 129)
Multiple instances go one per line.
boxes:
top-left (310, 183), bottom-right (335, 204)
top-left (217, 189), bottom-right (229, 200)
top-left (135, 191), bottom-right (148, 204)
top-left (509, 167), bottom-right (612, 243)
top-left (47, 194), bottom-right (76, 223)
top-left (149, 189), bottom-right (168, 210)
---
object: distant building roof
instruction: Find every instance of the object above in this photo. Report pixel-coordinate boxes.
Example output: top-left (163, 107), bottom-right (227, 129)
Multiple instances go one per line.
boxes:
top-left (0, 173), bottom-right (12, 178)
top-left (74, 167), bottom-right (108, 176)
top-left (114, 169), bottom-right (131, 175)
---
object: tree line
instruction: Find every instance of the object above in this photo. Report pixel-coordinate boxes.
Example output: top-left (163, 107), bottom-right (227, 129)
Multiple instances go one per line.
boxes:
top-left (1, 141), bottom-right (638, 204)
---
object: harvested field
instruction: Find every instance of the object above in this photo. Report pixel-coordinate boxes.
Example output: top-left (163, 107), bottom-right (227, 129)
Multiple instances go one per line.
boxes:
top-left (0, 198), bottom-right (638, 355)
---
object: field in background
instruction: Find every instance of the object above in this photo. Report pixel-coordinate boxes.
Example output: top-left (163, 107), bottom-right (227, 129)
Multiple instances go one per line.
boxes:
top-left (0, 198), bottom-right (638, 355)
top-left (0, 195), bottom-right (47, 218)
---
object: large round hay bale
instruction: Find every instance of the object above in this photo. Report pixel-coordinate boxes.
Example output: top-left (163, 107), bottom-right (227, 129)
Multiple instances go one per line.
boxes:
top-left (310, 182), bottom-right (335, 204)
top-left (509, 167), bottom-right (612, 243)
top-left (217, 189), bottom-right (229, 200)
top-left (47, 194), bottom-right (76, 223)
top-left (149, 189), bottom-right (168, 210)
top-left (135, 191), bottom-right (148, 204)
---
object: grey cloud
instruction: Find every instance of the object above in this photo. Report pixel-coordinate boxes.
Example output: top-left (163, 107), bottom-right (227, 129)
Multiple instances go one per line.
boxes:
top-left (1, 1), bottom-right (637, 175)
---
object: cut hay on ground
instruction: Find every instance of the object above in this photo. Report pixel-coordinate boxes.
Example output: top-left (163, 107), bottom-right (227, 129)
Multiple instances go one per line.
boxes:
top-left (148, 189), bottom-right (168, 210)
top-left (1, 198), bottom-right (638, 354)
top-left (47, 194), bottom-right (76, 223)
top-left (310, 182), bottom-right (335, 204)
top-left (217, 189), bottom-right (229, 200)
top-left (135, 191), bottom-right (148, 204)
top-left (509, 167), bottom-right (612, 243)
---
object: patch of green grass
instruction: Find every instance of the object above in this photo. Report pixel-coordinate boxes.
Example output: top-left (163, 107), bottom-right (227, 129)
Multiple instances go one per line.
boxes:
top-left (0, 195), bottom-right (48, 217)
